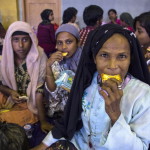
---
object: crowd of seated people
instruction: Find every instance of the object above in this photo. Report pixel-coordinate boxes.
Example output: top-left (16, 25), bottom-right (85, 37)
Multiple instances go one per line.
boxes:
top-left (0, 5), bottom-right (150, 150)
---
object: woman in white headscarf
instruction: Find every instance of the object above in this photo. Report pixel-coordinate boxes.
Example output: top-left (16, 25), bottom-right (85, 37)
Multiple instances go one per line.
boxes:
top-left (0, 21), bottom-right (52, 133)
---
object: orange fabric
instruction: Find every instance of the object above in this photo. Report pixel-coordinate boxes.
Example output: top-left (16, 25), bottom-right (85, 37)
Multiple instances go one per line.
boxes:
top-left (0, 93), bottom-right (38, 126)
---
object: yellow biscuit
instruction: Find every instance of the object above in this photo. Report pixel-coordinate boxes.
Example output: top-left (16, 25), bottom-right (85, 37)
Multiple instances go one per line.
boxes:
top-left (147, 47), bottom-right (150, 52)
top-left (62, 52), bottom-right (68, 56)
top-left (101, 73), bottom-right (122, 82)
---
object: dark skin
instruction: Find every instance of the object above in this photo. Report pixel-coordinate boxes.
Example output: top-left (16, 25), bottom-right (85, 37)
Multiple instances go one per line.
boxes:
top-left (46, 32), bottom-right (78, 92)
top-left (31, 33), bottom-right (131, 150)
top-left (100, 78), bottom-right (123, 125)
top-left (94, 34), bottom-right (130, 125)
top-left (0, 34), bottom-right (53, 132)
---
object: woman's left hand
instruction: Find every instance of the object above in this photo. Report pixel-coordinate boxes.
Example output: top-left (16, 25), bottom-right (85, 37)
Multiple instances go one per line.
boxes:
top-left (99, 78), bottom-right (123, 125)
top-left (40, 121), bottom-right (54, 133)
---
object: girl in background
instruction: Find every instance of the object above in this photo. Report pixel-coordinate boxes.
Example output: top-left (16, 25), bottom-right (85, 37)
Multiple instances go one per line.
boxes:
top-left (134, 11), bottom-right (150, 72)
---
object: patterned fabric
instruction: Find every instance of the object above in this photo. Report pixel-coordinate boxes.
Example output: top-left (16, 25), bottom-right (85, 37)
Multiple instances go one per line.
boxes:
top-left (72, 72), bottom-right (150, 150)
top-left (47, 140), bottom-right (78, 150)
top-left (79, 26), bottom-right (95, 47)
top-left (46, 47), bottom-right (82, 117)
top-left (15, 61), bottom-right (44, 95)
top-left (1, 21), bottom-right (47, 114)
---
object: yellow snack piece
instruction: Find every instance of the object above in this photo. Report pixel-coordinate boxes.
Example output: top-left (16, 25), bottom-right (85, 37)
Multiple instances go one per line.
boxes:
top-left (147, 47), bottom-right (150, 52)
top-left (101, 73), bottom-right (122, 82)
top-left (62, 52), bottom-right (68, 56)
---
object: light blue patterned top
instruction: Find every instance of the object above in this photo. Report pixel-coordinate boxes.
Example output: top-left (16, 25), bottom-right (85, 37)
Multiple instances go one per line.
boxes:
top-left (72, 72), bottom-right (150, 150)
top-left (43, 72), bottom-right (150, 150)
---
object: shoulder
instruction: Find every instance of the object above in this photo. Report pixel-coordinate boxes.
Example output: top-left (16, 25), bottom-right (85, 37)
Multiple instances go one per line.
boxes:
top-left (125, 78), bottom-right (150, 94)
top-left (38, 46), bottom-right (47, 61)
top-left (122, 78), bottom-right (150, 107)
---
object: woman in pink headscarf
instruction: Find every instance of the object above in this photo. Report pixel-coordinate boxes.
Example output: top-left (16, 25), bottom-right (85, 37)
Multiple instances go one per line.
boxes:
top-left (0, 21), bottom-right (52, 133)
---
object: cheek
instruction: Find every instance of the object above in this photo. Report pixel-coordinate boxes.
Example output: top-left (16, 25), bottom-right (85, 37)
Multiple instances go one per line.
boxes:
top-left (69, 44), bottom-right (78, 54)
top-left (95, 58), bottom-right (104, 72)
top-left (25, 43), bottom-right (32, 51)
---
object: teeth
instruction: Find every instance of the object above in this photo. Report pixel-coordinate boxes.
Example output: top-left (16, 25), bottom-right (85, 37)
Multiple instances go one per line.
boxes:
top-left (101, 73), bottom-right (122, 82)
top-left (62, 52), bottom-right (68, 56)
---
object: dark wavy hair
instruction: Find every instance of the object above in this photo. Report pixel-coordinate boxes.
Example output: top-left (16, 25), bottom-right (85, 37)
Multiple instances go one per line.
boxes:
top-left (108, 9), bottom-right (117, 15)
top-left (83, 5), bottom-right (103, 26)
top-left (62, 7), bottom-right (77, 24)
top-left (133, 11), bottom-right (150, 37)
top-left (40, 9), bottom-right (53, 25)
top-left (0, 122), bottom-right (29, 150)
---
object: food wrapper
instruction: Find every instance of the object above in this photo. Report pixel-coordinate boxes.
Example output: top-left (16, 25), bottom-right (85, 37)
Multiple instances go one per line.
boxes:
top-left (55, 70), bottom-right (75, 92)
top-left (101, 73), bottom-right (122, 82)
top-left (51, 61), bottom-right (64, 80)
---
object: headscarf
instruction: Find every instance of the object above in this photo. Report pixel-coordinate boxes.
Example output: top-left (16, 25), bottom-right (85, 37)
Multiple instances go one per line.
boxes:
top-left (40, 9), bottom-right (53, 25)
top-left (52, 24), bottom-right (150, 140)
top-left (55, 24), bottom-right (80, 41)
top-left (120, 12), bottom-right (134, 27)
top-left (1, 21), bottom-right (47, 114)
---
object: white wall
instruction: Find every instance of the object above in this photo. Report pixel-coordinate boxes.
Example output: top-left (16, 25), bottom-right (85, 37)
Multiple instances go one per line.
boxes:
top-left (62, 0), bottom-right (150, 28)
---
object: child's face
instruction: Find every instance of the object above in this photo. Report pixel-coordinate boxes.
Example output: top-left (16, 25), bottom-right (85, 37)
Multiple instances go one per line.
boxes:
top-left (56, 32), bottom-right (78, 58)
top-left (94, 34), bottom-right (131, 80)
top-left (108, 11), bottom-right (117, 21)
top-left (11, 34), bottom-right (32, 60)
top-left (135, 21), bottom-right (150, 48)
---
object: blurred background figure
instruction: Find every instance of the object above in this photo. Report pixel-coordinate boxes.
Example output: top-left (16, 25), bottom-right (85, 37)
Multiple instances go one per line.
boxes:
top-left (120, 12), bottom-right (134, 32)
top-left (62, 7), bottom-right (80, 31)
top-left (79, 5), bottom-right (103, 47)
top-left (134, 11), bottom-right (150, 72)
top-left (0, 22), bottom-right (6, 55)
top-left (37, 9), bottom-right (56, 58)
top-left (108, 9), bottom-right (121, 25)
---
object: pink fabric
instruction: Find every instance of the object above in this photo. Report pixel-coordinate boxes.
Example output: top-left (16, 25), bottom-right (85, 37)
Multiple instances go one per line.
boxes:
top-left (1, 21), bottom-right (47, 114)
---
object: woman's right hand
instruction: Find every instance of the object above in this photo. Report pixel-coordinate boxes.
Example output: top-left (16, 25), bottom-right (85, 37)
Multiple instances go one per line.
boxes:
top-left (47, 51), bottom-right (63, 67)
top-left (1, 90), bottom-right (20, 109)
top-left (10, 90), bottom-right (20, 103)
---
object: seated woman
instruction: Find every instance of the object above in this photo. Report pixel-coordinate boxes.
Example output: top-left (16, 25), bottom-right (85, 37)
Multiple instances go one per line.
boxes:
top-left (45, 24), bottom-right (82, 118)
top-left (33, 24), bottom-right (150, 150)
top-left (0, 21), bottom-right (53, 146)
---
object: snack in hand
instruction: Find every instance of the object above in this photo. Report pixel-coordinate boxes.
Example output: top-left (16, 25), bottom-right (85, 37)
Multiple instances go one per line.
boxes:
top-left (62, 52), bottom-right (68, 56)
top-left (101, 73), bottom-right (122, 82)
top-left (19, 96), bottom-right (28, 101)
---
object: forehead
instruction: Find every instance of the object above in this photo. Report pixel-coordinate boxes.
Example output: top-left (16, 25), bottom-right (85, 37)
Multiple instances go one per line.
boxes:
top-left (56, 32), bottom-right (76, 40)
top-left (109, 11), bottom-right (116, 15)
top-left (12, 34), bottom-right (30, 38)
top-left (102, 34), bottom-right (130, 49)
